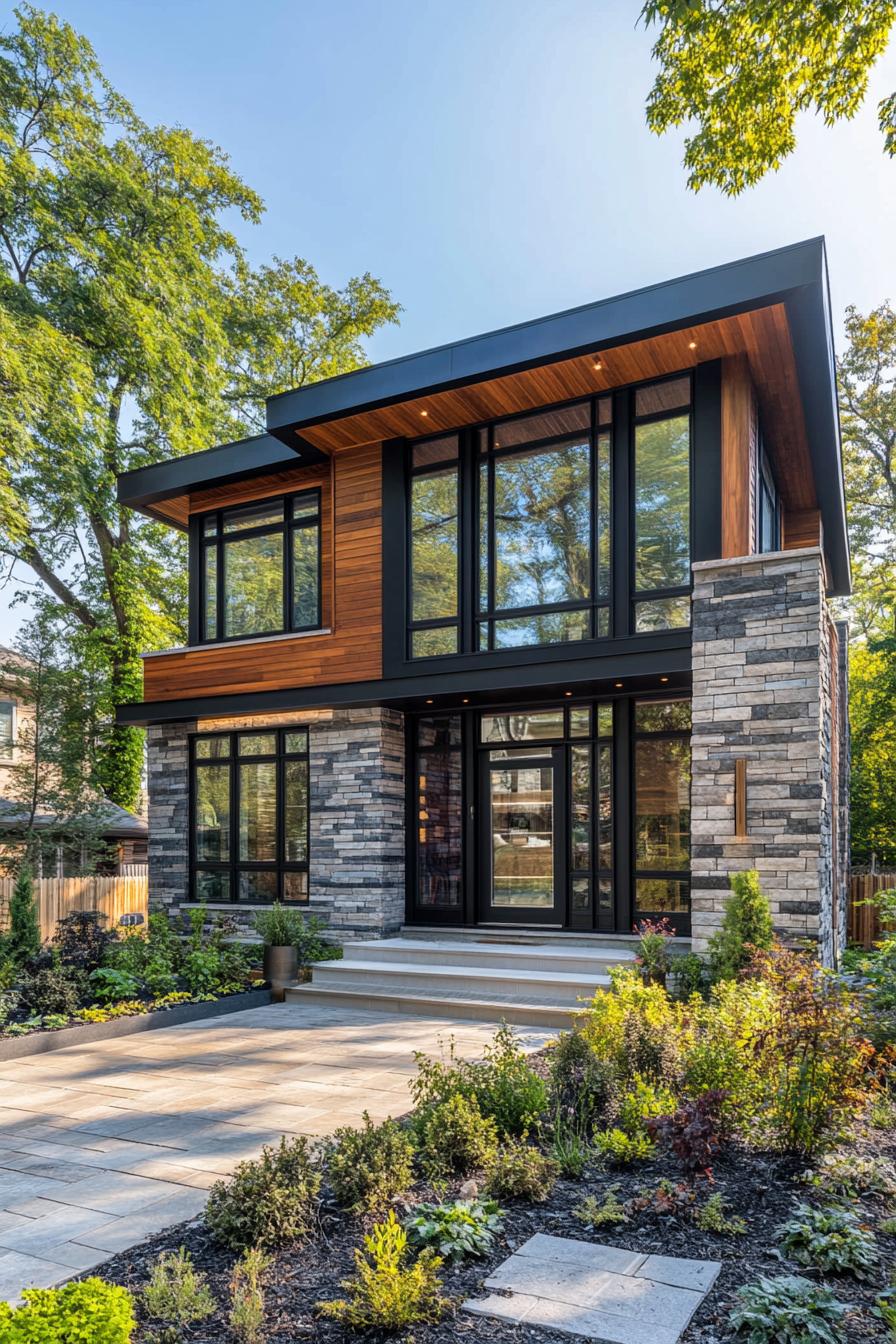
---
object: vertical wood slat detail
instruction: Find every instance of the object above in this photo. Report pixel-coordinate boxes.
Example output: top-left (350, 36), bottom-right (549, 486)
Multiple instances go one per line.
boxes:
top-left (720, 354), bottom-right (754, 558)
top-left (734, 758), bottom-right (748, 837)
top-left (0, 875), bottom-right (148, 942)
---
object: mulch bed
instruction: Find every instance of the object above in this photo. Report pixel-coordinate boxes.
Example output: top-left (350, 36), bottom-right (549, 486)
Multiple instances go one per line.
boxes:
top-left (92, 1106), bottom-right (896, 1343)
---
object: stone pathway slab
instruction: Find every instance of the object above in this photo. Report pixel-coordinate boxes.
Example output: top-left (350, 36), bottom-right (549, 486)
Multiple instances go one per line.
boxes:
top-left (0, 1002), bottom-right (552, 1304)
top-left (466, 1234), bottom-right (720, 1343)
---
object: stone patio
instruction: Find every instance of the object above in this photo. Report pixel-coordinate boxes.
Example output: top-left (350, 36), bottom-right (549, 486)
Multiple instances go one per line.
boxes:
top-left (465, 1234), bottom-right (721, 1343)
top-left (0, 1002), bottom-right (552, 1304)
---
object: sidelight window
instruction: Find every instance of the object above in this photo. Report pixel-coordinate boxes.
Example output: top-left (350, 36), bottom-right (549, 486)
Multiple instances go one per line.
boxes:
top-left (199, 491), bottom-right (321, 643)
top-left (191, 727), bottom-right (309, 903)
top-left (633, 697), bottom-right (691, 924)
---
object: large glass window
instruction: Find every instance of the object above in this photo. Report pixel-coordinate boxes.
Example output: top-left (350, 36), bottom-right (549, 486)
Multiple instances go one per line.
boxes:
top-left (633, 376), bottom-right (691, 633)
top-left (479, 403), bottom-right (609, 651)
top-left (191, 727), bottom-right (309, 903)
top-left (199, 491), bottom-right (321, 643)
top-left (415, 715), bottom-right (463, 910)
top-left (409, 437), bottom-right (459, 657)
top-left (633, 697), bottom-right (691, 924)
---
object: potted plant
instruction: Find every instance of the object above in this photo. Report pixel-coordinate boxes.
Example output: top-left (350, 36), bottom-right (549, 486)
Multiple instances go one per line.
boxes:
top-left (633, 917), bottom-right (676, 988)
top-left (253, 904), bottom-right (304, 1000)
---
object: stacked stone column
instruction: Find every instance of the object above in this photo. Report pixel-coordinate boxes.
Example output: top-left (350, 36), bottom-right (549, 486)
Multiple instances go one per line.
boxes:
top-left (689, 548), bottom-right (847, 965)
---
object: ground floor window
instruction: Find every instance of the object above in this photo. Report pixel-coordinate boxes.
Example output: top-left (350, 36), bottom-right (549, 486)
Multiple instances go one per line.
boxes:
top-left (409, 695), bottom-right (690, 933)
top-left (191, 726), bottom-right (309, 903)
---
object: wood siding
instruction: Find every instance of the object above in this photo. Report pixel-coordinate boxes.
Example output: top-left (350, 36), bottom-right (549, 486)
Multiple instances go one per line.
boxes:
top-left (142, 444), bottom-right (382, 701)
top-left (721, 354), bottom-right (754, 558)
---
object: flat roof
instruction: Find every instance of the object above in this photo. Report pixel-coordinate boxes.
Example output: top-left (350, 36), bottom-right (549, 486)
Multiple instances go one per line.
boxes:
top-left (118, 238), bottom-right (848, 592)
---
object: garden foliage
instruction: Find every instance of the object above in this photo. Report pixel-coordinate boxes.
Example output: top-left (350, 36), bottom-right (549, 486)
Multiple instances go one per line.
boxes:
top-left (415, 1092), bottom-right (499, 1178)
top-left (206, 1136), bottom-right (321, 1251)
top-left (142, 1247), bottom-right (215, 1331)
top-left (326, 1113), bottom-right (415, 1212)
top-left (485, 1137), bottom-right (558, 1201)
top-left (406, 1198), bottom-right (503, 1261)
top-left (318, 1211), bottom-right (447, 1329)
top-left (707, 870), bottom-right (773, 982)
top-left (778, 1203), bottom-right (880, 1280)
top-left (0, 1278), bottom-right (136, 1343)
top-left (412, 1021), bottom-right (547, 1136)
top-left (730, 1274), bottom-right (848, 1344)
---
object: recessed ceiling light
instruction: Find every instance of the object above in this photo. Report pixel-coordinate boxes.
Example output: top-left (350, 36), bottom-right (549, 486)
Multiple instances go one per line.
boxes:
top-left (593, 359), bottom-right (603, 370)
top-left (615, 682), bottom-right (623, 689)
top-left (564, 691), bottom-right (572, 697)
top-left (420, 409), bottom-right (429, 417)
top-left (425, 698), bottom-right (433, 704)
top-left (660, 676), bottom-right (669, 684)
top-left (688, 341), bottom-right (697, 350)
top-left (462, 698), bottom-right (469, 704)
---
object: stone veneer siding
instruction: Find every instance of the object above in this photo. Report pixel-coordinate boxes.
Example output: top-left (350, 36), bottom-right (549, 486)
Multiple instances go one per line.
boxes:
top-left (146, 707), bottom-right (405, 940)
top-left (690, 547), bottom-right (847, 965)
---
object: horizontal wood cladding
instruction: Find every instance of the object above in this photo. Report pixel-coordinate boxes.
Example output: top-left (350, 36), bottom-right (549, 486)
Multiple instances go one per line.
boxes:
top-left (783, 507), bottom-right (823, 550)
top-left (142, 445), bottom-right (382, 701)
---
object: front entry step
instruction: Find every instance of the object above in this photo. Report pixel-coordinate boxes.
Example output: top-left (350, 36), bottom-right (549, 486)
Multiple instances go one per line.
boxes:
top-left (287, 935), bottom-right (635, 1028)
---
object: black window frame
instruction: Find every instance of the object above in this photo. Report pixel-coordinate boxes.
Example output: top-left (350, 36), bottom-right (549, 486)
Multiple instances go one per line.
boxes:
top-left (630, 378), bottom-right (694, 635)
top-left (195, 489), bottom-right (322, 645)
top-left (189, 725), bottom-right (310, 905)
top-left (756, 431), bottom-right (781, 554)
top-left (631, 696), bottom-right (691, 934)
top-left (407, 439), bottom-right (461, 659)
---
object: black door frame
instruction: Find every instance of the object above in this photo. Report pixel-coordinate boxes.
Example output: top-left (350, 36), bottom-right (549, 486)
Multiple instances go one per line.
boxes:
top-left (477, 746), bottom-right (566, 927)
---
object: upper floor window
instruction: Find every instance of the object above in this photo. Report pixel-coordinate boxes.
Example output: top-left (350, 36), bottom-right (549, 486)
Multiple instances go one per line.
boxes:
top-left (756, 436), bottom-right (780, 553)
top-left (0, 701), bottom-right (14, 756)
top-left (409, 436), bottom-right (460, 657)
top-left (633, 376), bottom-right (692, 632)
top-left (199, 491), bottom-right (321, 643)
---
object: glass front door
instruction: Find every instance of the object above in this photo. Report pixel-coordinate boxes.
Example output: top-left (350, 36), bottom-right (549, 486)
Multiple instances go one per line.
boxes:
top-left (479, 748), bottom-right (564, 925)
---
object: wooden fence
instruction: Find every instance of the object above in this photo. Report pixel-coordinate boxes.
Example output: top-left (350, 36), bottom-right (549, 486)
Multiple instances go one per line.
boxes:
top-left (848, 872), bottom-right (896, 949)
top-left (0, 875), bottom-right (149, 941)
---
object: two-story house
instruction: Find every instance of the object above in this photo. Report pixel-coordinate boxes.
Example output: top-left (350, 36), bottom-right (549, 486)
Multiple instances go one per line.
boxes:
top-left (118, 239), bottom-right (850, 986)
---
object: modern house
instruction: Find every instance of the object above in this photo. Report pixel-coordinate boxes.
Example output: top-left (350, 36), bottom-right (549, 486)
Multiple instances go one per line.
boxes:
top-left (118, 238), bottom-right (850, 1007)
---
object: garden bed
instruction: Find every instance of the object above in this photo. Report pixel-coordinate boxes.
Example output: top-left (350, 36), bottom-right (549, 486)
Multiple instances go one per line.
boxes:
top-left (0, 987), bottom-right (272, 1059)
top-left (89, 1110), bottom-right (896, 1343)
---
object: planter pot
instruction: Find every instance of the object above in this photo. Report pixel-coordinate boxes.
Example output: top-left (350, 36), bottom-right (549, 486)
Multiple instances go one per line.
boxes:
top-left (264, 944), bottom-right (298, 1001)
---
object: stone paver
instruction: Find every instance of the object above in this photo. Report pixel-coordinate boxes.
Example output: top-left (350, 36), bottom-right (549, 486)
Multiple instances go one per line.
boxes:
top-left (0, 1002), bottom-right (551, 1304)
top-left (465, 1234), bottom-right (720, 1344)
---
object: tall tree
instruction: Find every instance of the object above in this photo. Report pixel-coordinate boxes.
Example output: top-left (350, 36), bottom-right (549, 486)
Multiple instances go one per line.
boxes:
top-left (0, 6), bottom-right (399, 811)
top-left (641, 0), bottom-right (896, 194)
top-left (838, 302), bottom-right (896, 640)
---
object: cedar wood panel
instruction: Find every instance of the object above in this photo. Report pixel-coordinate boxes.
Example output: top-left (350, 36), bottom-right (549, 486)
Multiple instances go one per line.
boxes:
top-left (142, 444), bottom-right (382, 700)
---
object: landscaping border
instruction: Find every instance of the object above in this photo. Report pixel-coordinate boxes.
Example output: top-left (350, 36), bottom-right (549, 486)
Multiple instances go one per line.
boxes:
top-left (0, 988), bottom-right (272, 1060)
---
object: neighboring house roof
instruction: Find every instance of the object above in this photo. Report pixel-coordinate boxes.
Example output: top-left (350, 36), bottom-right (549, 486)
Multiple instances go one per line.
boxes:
top-left (0, 798), bottom-right (148, 839)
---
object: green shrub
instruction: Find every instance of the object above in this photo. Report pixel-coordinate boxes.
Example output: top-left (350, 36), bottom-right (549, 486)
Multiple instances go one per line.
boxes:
top-left (694, 1192), bottom-right (747, 1235)
top-left (574, 1184), bottom-right (628, 1228)
top-left (52, 910), bottom-right (114, 976)
top-left (206, 1136), bottom-right (321, 1250)
top-left (730, 1274), bottom-right (848, 1344)
top-left (579, 967), bottom-right (686, 1088)
top-left (327, 1113), bottom-right (415, 1212)
top-left (1, 865), bottom-right (40, 967)
top-left (485, 1137), bottom-right (557, 1201)
top-left (778, 1203), bottom-right (879, 1279)
top-left (253, 902), bottom-right (307, 946)
top-left (593, 1127), bottom-right (655, 1165)
top-left (143, 1247), bottom-right (215, 1330)
top-left (228, 1247), bottom-right (270, 1344)
top-left (20, 963), bottom-right (81, 1017)
top-left (0, 1278), bottom-right (136, 1342)
top-left (548, 1029), bottom-right (620, 1129)
top-left (318, 1211), bottom-right (447, 1329)
top-left (617, 1074), bottom-right (677, 1139)
top-left (416, 1092), bottom-right (498, 1178)
top-left (89, 966), bottom-right (142, 1005)
top-left (549, 1111), bottom-right (595, 1177)
top-left (412, 1022), bottom-right (547, 1136)
top-left (708, 870), bottom-right (773, 982)
top-left (406, 1198), bottom-right (503, 1261)
top-left (804, 1150), bottom-right (896, 1200)
top-left (672, 951), bottom-right (709, 1000)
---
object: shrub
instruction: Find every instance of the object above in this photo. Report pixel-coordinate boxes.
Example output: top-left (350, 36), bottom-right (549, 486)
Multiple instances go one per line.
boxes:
top-left (627, 1177), bottom-right (695, 1218)
top-left (485, 1137), bottom-right (557, 1201)
top-left (1, 865), bottom-right (40, 967)
top-left (634, 917), bottom-right (676, 986)
top-left (647, 1090), bottom-right (726, 1178)
top-left (746, 944), bottom-right (873, 1155)
top-left (52, 909), bottom-right (114, 975)
top-left (406, 1198), bottom-right (503, 1261)
top-left (89, 966), bottom-right (142, 1005)
top-left (593, 1127), bottom-right (655, 1165)
top-left (206, 1136), bottom-right (321, 1250)
top-left (694, 1193), bottom-right (747, 1235)
top-left (253, 902), bottom-right (307, 946)
top-left (327, 1113), bottom-right (415, 1212)
top-left (730, 1274), bottom-right (848, 1344)
top-left (548, 1029), bottom-right (620, 1129)
top-left (708, 870), bottom-right (773, 982)
top-left (549, 1111), bottom-right (595, 1178)
top-left (143, 1247), bottom-right (215, 1330)
top-left (318, 1211), bottom-right (447, 1329)
top-left (20, 963), bottom-right (81, 1017)
top-left (229, 1247), bottom-right (270, 1344)
top-left (574, 1185), bottom-right (628, 1228)
top-left (672, 952), bottom-right (709, 1000)
top-left (412, 1022), bottom-right (547, 1136)
top-left (778, 1203), bottom-right (880, 1279)
top-left (416, 1092), bottom-right (498, 1178)
top-left (579, 967), bottom-right (686, 1089)
top-left (0, 1278), bottom-right (136, 1342)
top-left (617, 1075), bottom-right (678, 1139)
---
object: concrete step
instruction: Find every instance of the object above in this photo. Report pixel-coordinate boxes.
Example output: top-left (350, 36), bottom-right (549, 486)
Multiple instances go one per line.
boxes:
top-left (309, 957), bottom-right (611, 1006)
top-left (400, 925), bottom-right (694, 952)
top-left (347, 936), bottom-right (636, 977)
top-left (285, 983), bottom-right (578, 1029)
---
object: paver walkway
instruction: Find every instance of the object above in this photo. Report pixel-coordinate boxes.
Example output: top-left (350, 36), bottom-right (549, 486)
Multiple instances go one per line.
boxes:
top-left (0, 1002), bottom-right (552, 1303)
top-left (465, 1233), bottom-right (721, 1344)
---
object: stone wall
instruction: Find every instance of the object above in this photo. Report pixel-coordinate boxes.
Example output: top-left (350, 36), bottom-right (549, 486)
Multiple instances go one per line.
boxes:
top-left (690, 547), bottom-right (842, 964)
top-left (146, 707), bottom-right (406, 939)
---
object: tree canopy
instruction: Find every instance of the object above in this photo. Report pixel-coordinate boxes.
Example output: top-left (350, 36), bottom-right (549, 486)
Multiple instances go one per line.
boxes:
top-left (0, 5), bottom-right (399, 810)
top-left (641, 0), bottom-right (896, 194)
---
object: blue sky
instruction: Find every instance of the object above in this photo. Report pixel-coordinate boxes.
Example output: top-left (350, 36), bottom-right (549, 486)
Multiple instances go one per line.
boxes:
top-left (1, 0), bottom-right (895, 640)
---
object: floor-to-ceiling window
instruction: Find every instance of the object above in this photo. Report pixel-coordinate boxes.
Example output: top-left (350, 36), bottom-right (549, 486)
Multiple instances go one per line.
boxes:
top-left (632, 697), bottom-right (691, 928)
